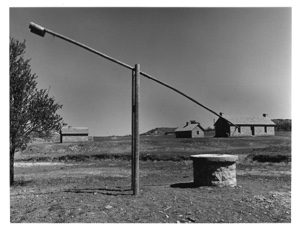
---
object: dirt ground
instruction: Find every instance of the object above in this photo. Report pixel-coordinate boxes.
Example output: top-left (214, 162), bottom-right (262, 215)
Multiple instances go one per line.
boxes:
top-left (10, 159), bottom-right (291, 223)
top-left (10, 132), bottom-right (292, 223)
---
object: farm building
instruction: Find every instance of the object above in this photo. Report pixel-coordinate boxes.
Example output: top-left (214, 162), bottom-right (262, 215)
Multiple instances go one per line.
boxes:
top-left (214, 113), bottom-right (276, 137)
top-left (60, 126), bottom-right (89, 143)
top-left (175, 120), bottom-right (205, 138)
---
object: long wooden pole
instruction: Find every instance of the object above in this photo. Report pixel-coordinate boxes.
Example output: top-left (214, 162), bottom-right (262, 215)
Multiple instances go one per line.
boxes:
top-left (29, 22), bottom-right (238, 129)
top-left (29, 22), bottom-right (242, 196)
top-left (131, 69), bottom-right (136, 192)
top-left (132, 64), bottom-right (140, 195)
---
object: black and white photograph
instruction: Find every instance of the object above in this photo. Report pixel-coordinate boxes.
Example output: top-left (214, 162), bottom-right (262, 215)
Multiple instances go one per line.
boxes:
top-left (6, 1), bottom-right (295, 226)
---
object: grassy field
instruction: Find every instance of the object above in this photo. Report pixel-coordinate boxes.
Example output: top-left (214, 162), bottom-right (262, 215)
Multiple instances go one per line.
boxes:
top-left (11, 131), bottom-right (291, 223)
top-left (17, 131), bottom-right (291, 162)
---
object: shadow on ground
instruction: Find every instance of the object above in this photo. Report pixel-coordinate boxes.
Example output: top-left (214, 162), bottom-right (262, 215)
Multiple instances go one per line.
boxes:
top-left (12, 179), bottom-right (33, 187)
top-left (63, 187), bottom-right (132, 196)
top-left (170, 182), bottom-right (199, 188)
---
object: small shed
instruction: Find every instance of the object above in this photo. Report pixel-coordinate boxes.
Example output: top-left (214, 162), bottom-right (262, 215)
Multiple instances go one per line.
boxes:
top-left (214, 113), bottom-right (276, 137)
top-left (60, 126), bottom-right (89, 143)
top-left (175, 120), bottom-right (205, 138)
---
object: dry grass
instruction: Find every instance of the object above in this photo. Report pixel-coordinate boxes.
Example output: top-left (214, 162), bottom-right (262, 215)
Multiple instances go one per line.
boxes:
top-left (10, 131), bottom-right (291, 223)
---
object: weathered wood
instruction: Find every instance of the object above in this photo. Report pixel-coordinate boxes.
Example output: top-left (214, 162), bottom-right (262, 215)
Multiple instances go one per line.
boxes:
top-left (30, 22), bottom-right (239, 128)
top-left (132, 64), bottom-right (140, 196)
top-left (131, 69), bottom-right (136, 191)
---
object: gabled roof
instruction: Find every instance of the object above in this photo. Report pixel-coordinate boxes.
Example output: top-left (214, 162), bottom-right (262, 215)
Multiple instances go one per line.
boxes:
top-left (61, 126), bottom-right (89, 134)
top-left (175, 123), bottom-right (205, 132)
top-left (217, 115), bottom-right (275, 126)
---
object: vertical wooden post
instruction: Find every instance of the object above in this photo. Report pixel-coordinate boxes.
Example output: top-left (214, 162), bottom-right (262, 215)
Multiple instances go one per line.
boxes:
top-left (131, 69), bottom-right (136, 191)
top-left (132, 64), bottom-right (140, 195)
top-left (135, 64), bottom-right (140, 196)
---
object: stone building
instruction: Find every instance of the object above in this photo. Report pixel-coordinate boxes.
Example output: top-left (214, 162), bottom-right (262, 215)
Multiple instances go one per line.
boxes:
top-left (214, 113), bottom-right (275, 137)
top-left (60, 126), bottom-right (89, 143)
top-left (175, 120), bottom-right (205, 138)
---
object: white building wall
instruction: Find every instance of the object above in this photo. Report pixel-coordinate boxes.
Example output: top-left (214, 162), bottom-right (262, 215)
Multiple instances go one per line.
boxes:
top-left (254, 126), bottom-right (275, 136)
top-left (191, 127), bottom-right (204, 138)
top-left (230, 126), bottom-right (252, 136)
top-left (230, 126), bottom-right (275, 136)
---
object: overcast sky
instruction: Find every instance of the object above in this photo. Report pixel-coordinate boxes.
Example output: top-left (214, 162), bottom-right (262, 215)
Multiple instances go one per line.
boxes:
top-left (9, 7), bottom-right (291, 136)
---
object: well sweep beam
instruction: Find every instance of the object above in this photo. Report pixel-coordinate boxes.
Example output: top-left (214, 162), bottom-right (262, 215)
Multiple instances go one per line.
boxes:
top-left (29, 22), bottom-right (238, 128)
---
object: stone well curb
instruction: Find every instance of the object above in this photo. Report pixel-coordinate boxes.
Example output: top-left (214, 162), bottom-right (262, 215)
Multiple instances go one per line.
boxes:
top-left (190, 154), bottom-right (238, 187)
top-left (190, 154), bottom-right (238, 162)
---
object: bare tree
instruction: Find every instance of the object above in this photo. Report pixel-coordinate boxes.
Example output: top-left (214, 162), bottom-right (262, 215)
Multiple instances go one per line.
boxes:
top-left (10, 37), bottom-right (65, 186)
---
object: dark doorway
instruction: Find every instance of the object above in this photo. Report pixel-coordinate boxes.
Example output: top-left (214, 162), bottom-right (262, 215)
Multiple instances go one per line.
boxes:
top-left (251, 126), bottom-right (255, 136)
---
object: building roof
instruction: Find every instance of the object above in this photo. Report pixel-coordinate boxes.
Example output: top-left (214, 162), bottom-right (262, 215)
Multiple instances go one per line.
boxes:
top-left (61, 126), bottom-right (89, 134)
top-left (217, 115), bottom-right (276, 126)
top-left (175, 123), bottom-right (205, 132)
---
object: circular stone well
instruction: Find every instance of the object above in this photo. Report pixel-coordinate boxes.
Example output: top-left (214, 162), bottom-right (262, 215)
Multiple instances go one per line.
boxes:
top-left (190, 154), bottom-right (238, 187)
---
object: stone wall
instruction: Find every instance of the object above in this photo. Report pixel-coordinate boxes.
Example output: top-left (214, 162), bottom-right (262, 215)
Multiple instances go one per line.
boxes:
top-left (230, 126), bottom-right (275, 137)
top-left (191, 154), bottom-right (238, 187)
top-left (230, 126), bottom-right (252, 136)
top-left (254, 126), bottom-right (275, 136)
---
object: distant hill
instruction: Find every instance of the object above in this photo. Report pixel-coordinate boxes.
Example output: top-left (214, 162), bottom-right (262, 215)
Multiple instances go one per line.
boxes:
top-left (272, 119), bottom-right (291, 131)
top-left (141, 127), bottom-right (176, 136)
